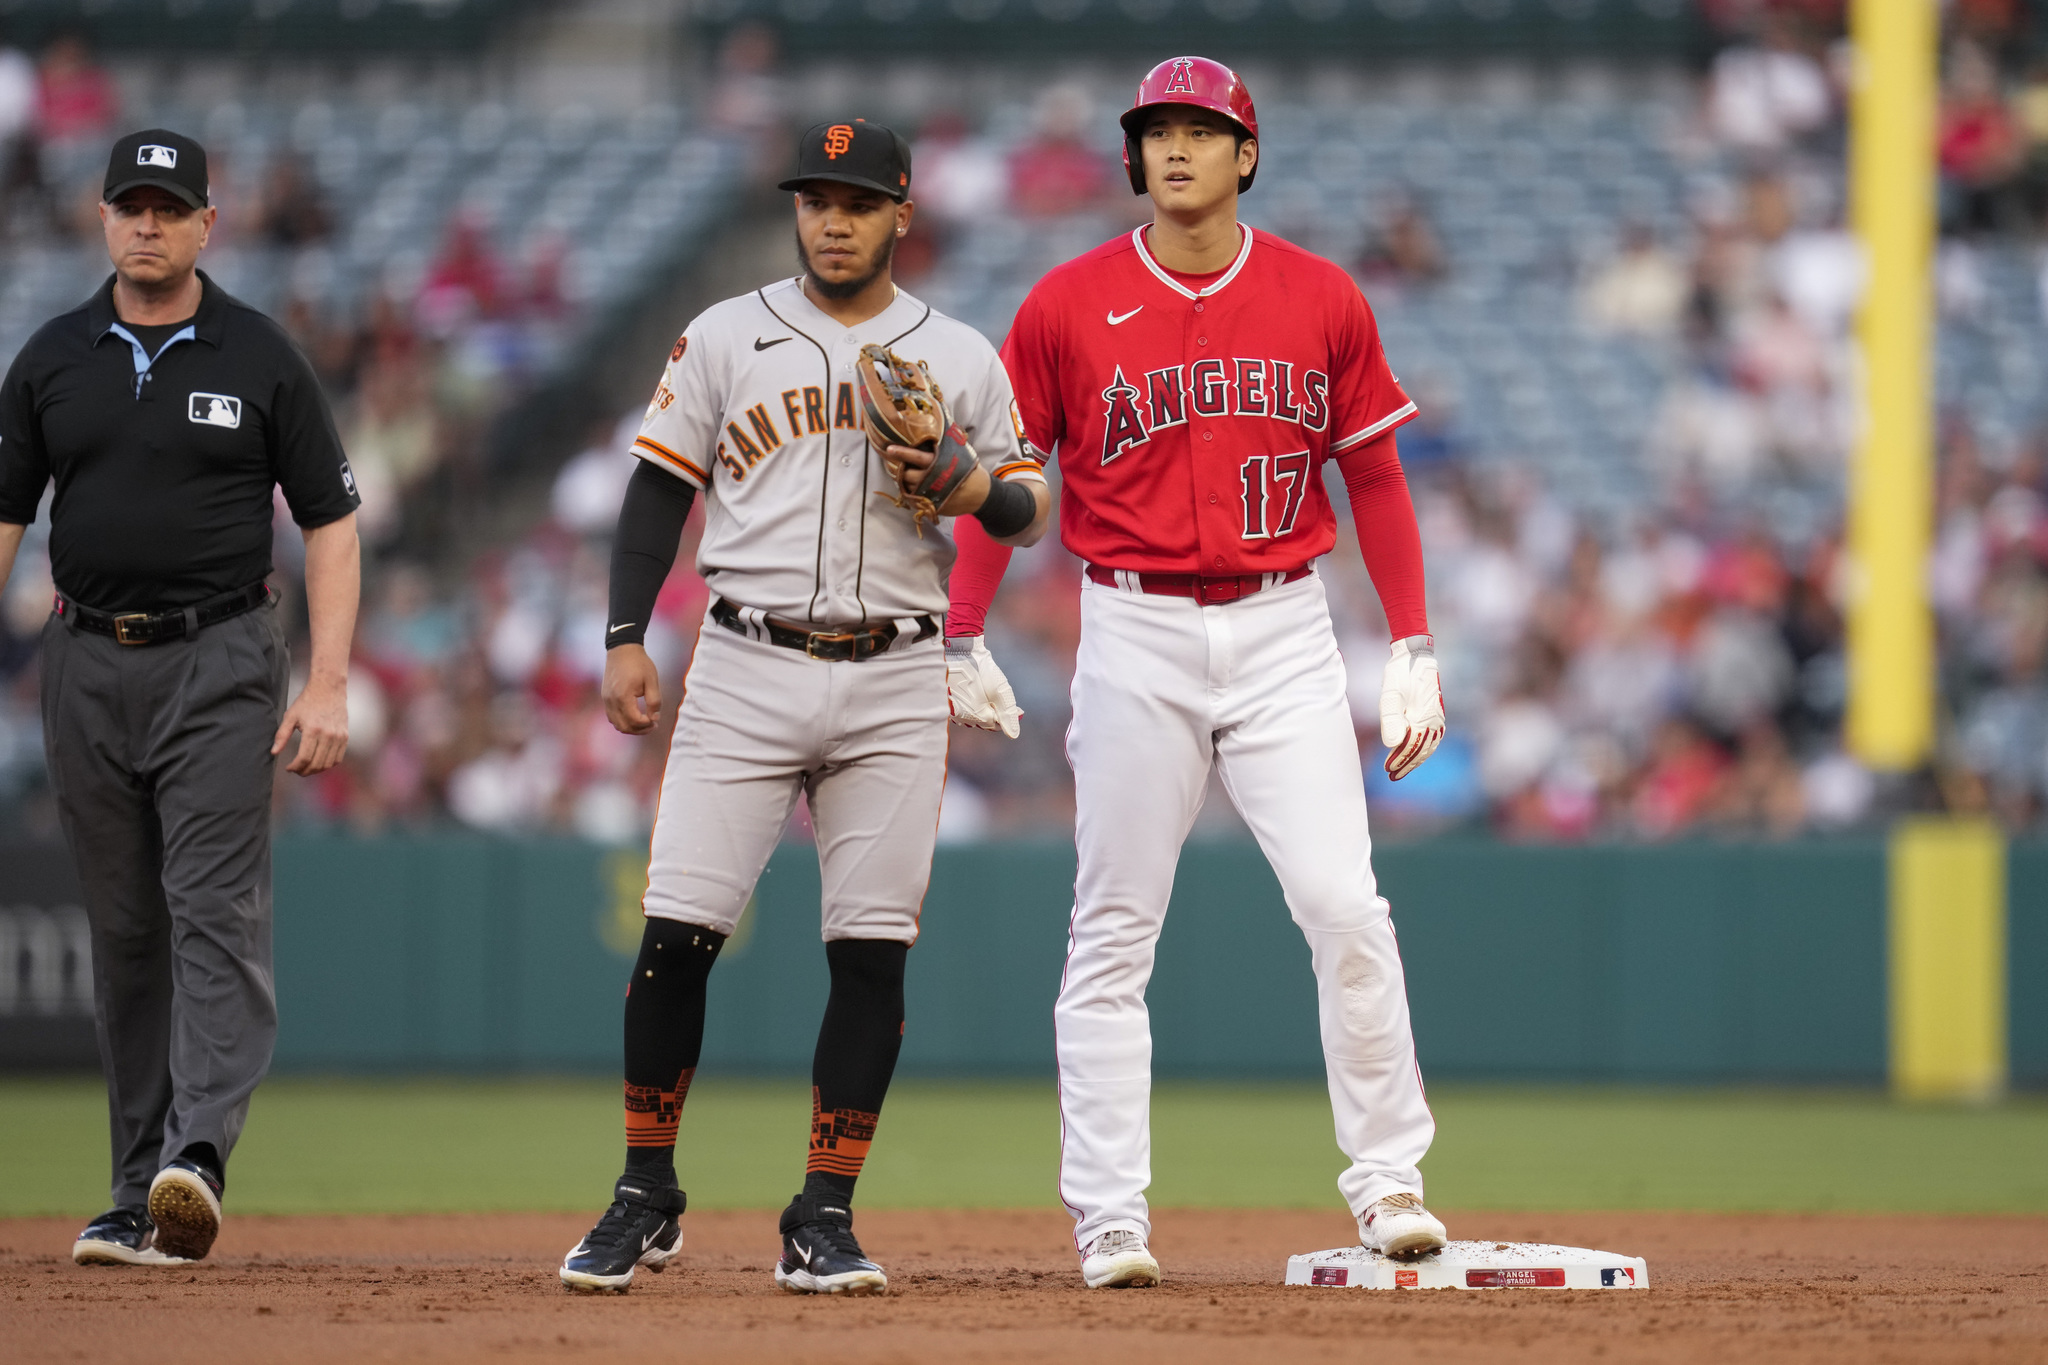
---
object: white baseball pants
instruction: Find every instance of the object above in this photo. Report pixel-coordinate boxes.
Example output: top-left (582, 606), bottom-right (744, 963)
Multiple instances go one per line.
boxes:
top-left (1056, 572), bottom-right (1435, 1251)
top-left (642, 618), bottom-right (948, 943)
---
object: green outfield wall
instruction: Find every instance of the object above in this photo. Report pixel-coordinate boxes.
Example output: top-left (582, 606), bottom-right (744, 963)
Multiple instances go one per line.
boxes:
top-left (2004, 844), bottom-right (2048, 1087)
top-left (239, 834), bottom-right (2045, 1086)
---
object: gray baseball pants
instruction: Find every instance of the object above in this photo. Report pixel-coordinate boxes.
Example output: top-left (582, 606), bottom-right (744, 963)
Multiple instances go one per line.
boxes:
top-left (39, 603), bottom-right (287, 1208)
top-left (643, 619), bottom-right (949, 942)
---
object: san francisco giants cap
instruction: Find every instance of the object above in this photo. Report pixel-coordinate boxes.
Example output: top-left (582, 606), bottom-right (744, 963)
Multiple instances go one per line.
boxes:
top-left (778, 120), bottom-right (912, 201)
top-left (104, 128), bottom-right (209, 209)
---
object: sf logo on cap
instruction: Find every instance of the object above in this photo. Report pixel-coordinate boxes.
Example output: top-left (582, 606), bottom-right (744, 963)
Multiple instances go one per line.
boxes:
top-left (138, 144), bottom-right (178, 168)
top-left (824, 124), bottom-right (854, 159)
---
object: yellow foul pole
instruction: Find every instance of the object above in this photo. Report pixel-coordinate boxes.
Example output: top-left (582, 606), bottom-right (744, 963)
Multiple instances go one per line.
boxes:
top-left (1853, 4), bottom-right (2007, 1104)
top-left (1846, 0), bottom-right (1938, 768)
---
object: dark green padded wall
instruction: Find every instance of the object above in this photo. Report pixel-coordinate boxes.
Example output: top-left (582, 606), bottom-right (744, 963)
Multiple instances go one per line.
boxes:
top-left (2006, 845), bottom-right (2048, 1088)
top-left (271, 836), bottom-right (1916, 1082)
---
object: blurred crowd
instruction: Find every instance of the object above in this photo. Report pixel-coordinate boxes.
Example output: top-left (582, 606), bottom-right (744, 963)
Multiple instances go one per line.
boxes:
top-left (1699, 0), bottom-right (2048, 236)
top-left (0, 26), bottom-right (745, 839)
top-left (9, 8), bottom-right (2048, 844)
top-left (0, 28), bottom-right (589, 562)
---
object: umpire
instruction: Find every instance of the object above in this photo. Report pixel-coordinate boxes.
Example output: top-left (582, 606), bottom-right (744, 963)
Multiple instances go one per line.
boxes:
top-left (0, 129), bottom-right (360, 1265)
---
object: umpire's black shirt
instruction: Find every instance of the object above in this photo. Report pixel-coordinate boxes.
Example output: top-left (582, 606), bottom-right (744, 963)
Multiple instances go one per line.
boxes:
top-left (0, 270), bottom-right (359, 611)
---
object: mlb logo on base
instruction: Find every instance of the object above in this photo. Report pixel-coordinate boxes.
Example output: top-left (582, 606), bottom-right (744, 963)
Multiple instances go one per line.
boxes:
top-left (137, 144), bottom-right (177, 167)
top-left (188, 393), bottom-right (241, 428)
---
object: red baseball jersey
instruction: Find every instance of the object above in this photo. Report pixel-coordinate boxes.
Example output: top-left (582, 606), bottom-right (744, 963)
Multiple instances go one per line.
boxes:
top-left (1000, 225), bottom-right (1415, 575)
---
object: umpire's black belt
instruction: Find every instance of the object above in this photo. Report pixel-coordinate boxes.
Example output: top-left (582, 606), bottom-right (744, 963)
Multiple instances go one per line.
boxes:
top-left (55, 581), bottom-right (272, 647)
top-left (709, 597), bottom-right (937, 662)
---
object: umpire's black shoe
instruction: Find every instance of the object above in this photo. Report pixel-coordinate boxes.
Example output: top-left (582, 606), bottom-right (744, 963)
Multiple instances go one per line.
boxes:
top-left (146, 1160), bottom-right (223, 1261)
top-left (72, 1206), bottom-right (188, 1266)
top-left (559, 1178), bottom-right (687, 1292)
top-left (774, 1194), bottom-right (888, 1295)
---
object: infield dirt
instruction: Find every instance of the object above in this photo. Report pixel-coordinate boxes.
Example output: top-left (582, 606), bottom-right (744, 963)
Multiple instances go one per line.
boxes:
top-left (4, 1209), bottom-right (2044, 1363)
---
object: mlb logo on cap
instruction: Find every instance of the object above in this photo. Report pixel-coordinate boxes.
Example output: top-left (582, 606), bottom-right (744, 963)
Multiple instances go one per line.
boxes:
top-left (104, 128), bottom-right (209, 209)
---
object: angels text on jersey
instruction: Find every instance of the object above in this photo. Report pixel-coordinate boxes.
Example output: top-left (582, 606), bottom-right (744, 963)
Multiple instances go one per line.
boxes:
top-left (999, 227), bottom-right (1413, 575)
top-left (1098, 358), bottom-right (1332, 462)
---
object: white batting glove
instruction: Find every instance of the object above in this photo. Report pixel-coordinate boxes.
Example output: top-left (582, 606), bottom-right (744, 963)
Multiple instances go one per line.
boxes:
top-left (944, 636), bottom-right (1022, 739)
top-left (1380, 634), bottom-right (1445, 781)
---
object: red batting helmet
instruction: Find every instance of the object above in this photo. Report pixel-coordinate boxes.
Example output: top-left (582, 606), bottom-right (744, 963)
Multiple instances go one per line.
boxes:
top-left (1119, 56), bottom-right (1260, 196)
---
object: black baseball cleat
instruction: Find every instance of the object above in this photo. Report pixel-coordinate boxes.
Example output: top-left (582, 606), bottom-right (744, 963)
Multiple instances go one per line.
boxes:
top-left (72, 1206), bottom-right (189, 1266)
top-left (146, 1160), bottom-right (223, 1261)
top-left (774, 1194), bottom-right (888, 1295)
top-left (559, 1178), bottom-right (687, 1292)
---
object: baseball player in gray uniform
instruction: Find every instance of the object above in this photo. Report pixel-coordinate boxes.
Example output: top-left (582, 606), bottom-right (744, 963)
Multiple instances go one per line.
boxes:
top-left (558, 119), bottom-right (1049, 1296)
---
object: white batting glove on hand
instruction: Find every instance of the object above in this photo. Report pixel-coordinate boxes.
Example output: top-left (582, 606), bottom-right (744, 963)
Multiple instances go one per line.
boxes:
top-left (944, 636), bottom-right (1022, 739)
top-left (1380, 634), bottom-right (1445, 781)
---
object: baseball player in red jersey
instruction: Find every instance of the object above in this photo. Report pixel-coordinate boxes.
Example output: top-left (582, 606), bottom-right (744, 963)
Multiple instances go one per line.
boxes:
top-left (948, 56), bottom-right (1449, 1287)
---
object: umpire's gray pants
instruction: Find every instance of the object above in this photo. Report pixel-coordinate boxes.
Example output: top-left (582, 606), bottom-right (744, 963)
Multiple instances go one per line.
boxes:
top-left (40, 603), bottom-right (287, 1208)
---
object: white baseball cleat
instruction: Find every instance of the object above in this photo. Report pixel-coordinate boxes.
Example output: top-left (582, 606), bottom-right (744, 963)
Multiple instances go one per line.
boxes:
top-left (1080, 1228), bottom-right (1161, 1288)
top-left (1359, 1193), bottom-right (1447, 1259)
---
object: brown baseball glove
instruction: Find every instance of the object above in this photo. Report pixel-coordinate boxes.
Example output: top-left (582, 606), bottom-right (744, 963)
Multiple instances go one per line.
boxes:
top-left (855, 344), bottom-right (980, 534)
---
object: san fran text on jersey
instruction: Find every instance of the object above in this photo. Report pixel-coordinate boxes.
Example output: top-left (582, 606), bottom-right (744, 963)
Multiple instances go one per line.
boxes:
top-left (648, 357), bottom-right (874, 484)
top-left (629, 276), bottom-right (1043, 626)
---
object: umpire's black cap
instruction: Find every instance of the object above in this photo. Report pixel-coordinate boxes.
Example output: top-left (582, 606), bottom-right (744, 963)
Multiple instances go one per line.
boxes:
top-left (779, 120), bottom-right (912, 201)
top-left (104, 128), bottom-right (210, 209)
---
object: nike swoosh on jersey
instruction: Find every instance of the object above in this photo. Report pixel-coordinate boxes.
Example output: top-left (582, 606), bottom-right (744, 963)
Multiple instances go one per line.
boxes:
top-left (754, 336), bottom-right (791, 350)
top-left (1106, 307), bottom-right (1143, 326)
top-left (609, 623), bottom-right (635, 634)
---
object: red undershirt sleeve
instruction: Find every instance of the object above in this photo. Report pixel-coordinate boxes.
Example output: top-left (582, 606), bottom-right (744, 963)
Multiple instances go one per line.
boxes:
top-left (1334, 430), bottom-right (1430, 641)
top-left (946, 514), bottom-right (1013, 637)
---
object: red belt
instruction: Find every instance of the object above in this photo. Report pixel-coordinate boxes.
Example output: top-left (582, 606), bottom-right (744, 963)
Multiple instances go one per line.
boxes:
top-left (1084, 563), bottom-right (1311, 605)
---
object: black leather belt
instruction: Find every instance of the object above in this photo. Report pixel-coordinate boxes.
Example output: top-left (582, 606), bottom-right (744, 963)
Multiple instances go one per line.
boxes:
top-left (55, 581), bottom-right (272, 647)
top-left (709, 597), bottom-right (936, 662)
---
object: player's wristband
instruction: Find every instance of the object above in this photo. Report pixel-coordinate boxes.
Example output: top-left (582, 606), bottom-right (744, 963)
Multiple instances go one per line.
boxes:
top-left (971, 475), bottom-right (1036, 538)
top-left (607, 461), bottom-right (696, 649)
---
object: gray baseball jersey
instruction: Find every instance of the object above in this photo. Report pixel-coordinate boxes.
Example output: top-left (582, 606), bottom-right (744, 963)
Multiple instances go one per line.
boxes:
top-left (632, 276), bottom-right (1045, 627)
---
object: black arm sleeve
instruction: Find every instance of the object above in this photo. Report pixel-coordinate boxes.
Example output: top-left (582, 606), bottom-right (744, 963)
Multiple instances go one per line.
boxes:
top-left (970, 474), bottom-right (1037, 538)
top-left (607, 460), bottom-right (696, 649)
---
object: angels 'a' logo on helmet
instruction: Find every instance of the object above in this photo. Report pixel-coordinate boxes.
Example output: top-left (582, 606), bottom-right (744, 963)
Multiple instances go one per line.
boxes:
top-left (1162, 58), bottom-right (1196, 95)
